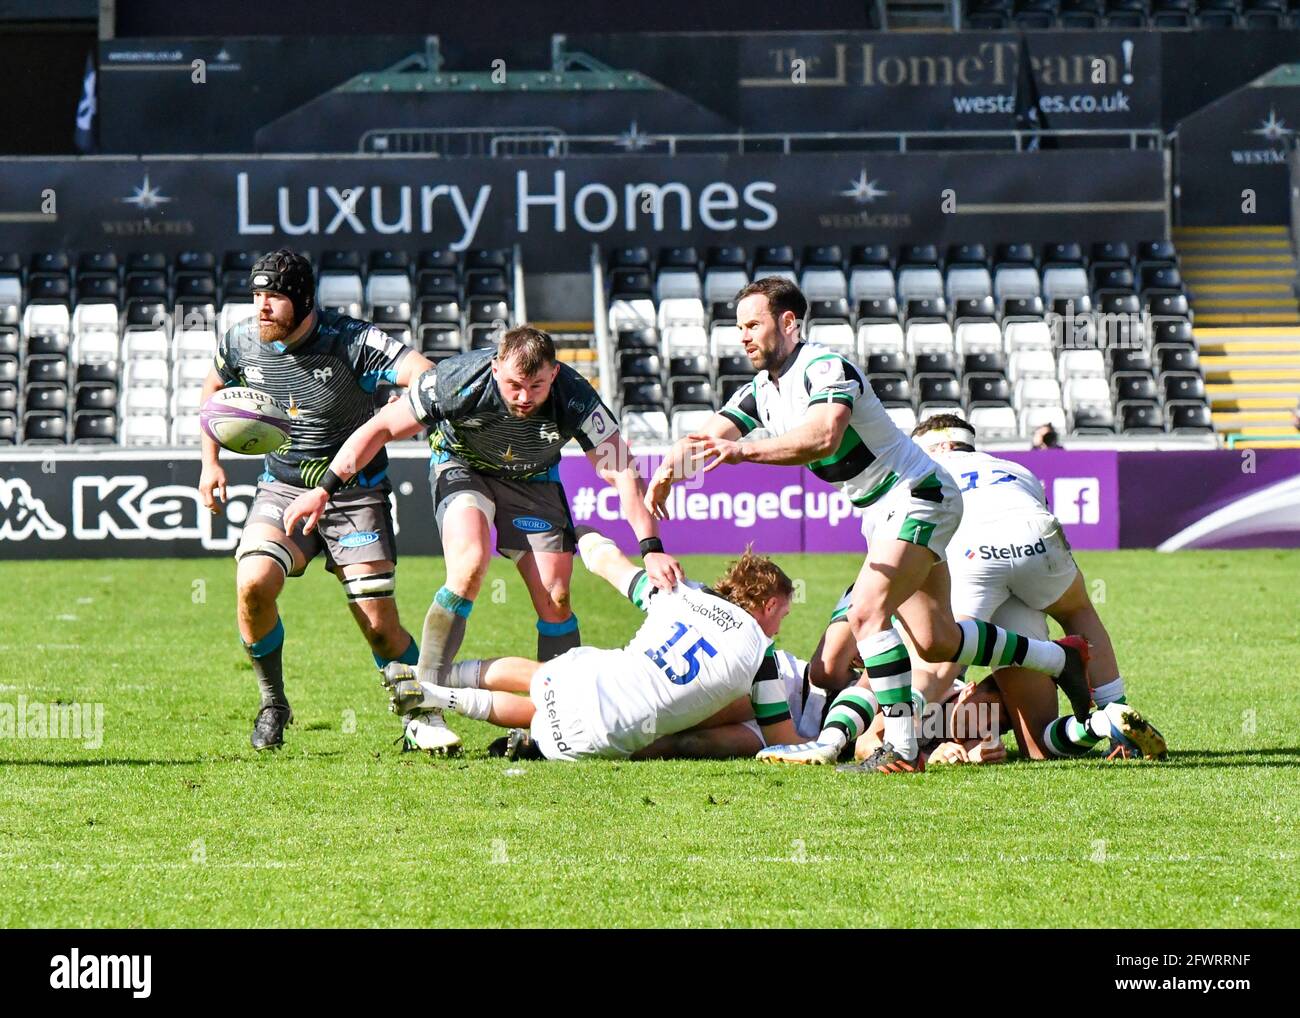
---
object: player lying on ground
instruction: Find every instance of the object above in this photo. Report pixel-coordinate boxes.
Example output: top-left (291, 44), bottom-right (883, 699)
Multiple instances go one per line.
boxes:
top-left (903, 413), bottom-right (1166, 760)
top-left (379, 529), bottom-right (801, 760)
top-left (198, 249), bottom-right (432, 750)
top-left (645, 276), bottom-right (1091, 774)
top-left (284, 327), bottom-right (682, 755)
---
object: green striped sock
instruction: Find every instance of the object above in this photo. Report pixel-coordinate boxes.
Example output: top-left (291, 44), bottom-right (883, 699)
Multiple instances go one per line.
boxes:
top-left (1043, 716), bottom-right (1103, 758)
top-left (858, 628), bottom-right (917, 758)
top-left (952, 619), bottom-right (1065, 676)
top-left (820, 687), bottom-right (879, 747)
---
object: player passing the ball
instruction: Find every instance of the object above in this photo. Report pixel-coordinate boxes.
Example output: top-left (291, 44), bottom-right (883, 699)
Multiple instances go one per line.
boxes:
top-left (381, 529), bottom-right (800, 761)
top-left (283, 326), bottom-right (682, 753)
top-left (645, 276), bottom-right (1093, 774)
top-left (199, 249), bottom-right (433, 751)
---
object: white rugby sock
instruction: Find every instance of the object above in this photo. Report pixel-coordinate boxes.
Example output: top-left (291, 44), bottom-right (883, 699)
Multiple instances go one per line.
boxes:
top-left (1092, 677), bottom-right (1126, 708)
top-left (416, 682), bottom-right (492, 721)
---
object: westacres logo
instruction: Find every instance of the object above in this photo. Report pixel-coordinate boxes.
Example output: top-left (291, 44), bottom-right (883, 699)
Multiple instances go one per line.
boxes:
top-left (1230, 108), bottom-right (1294, 165)
top-left (102, 171), bottom-right (196, 238)
top-left (818, 167), bottom-right (911, 231)
top-left (235, 170), bottom-right (778, 249)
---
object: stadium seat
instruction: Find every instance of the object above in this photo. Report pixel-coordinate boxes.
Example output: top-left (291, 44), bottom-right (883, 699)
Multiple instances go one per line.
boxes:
top-left (670, 408), bottom-right (714, 441)
top-left (885, 405), bottom-right (918, 433)
top-left (657, 297), bottom-right (705, 331)
top-left (807, 321), bottom-right (854, 354)
top-left (800, 267), bottom-right (848, 301)
top-left (1110, 347), bottom-right (1153, 374)
top-left (73, 411), bottom-right (117, 444)
top-left (917, 375), bottom-right (961, 413)
top-left (1019, 404), bottom-right (1067, 438)
top-left (967, 404), bottom-right (1018, 439)
top-left (121, 414), bottom-right (170, 446)
top-left (1168, 402), bottom-right (1213, 433)
top-left (716, 353), bottom-right (754, 378)
top-left (616, 326), bottom-right (658, 351)
top-left (870, 375), bottom-right (912, 406)
top-left (946, 266), bottom-right (993, 302)
top-left (1156, 346), bottom-right (1200, 375)
top-left (75, 382), bottom-right (118, 413)
top-left (964, 374), bottom-right (1011, 408)
top-left (963, 350), bottom-right (1006, 376)
top-left (914, 351), bottom-right (958, 378)
top-left (858, 321), bottom-right (905, 358)
top-left (703, 268), bottom-right (746, 309)
top-left (1057, 349), bottom-right (1106, 382)
top-left (23, 412), bottom-right (67, 444)
top-left (608, 247), bottom-right (651, 270)
top-left (851, 244), bottom-right (892, 268)
top-left (0, 412), bottom-right (15, 444)
top-left (1113, 372), bottom-right (1159, 404)
top-left (897, 267), bottom-right (944, 302)
top-left (418, 269), bottom-right (460, 300)
top-left (753, 244), bottom-right (796, 269)
top-left (994, 266), bottom-right (1041, 302)
top-left (671, 379), bottom-right (715, 409)
top-left (1000, 296), bottom-right (1045, 320)
top-left (1042, 266), bottom-right (1089, 302)
top-left (461, 271), bottom-right (506, 300)
top-left (77, 361), bottom-right (119, 386)
top-left (620, 410), bottom-right (669, 445)
top-left (27, 332), bottom-right (70, 358)
top-left (849, 267), bottom-right (896, 302)
top-left (663, 325), bottom-right (709, 358)
top-left (946, 243), bottom-right (989, 267)
top-left (706, 246), bottom-right (747, 269)
top-left (905, 320), bottom-right (955, 356)
top-left (1162, 373), bottom-right (1206, 403)
top-left (656, 268), bottom-right (702, 302)
top-left (622, 379), bottom-right (665, 410)
top-left (1014, 376), bottom-right (1063, 409)
top-left (1121, 403), bottom-right (1165, 434)
top-left (719, 377), bottom-right (751, 403)
top-left (26, 356), bottom-right (68, 386)
top-left (620, 351), bottom-right (661, 380)
top-left (867, 352), bottom-right (908, 377)
top-left (954, 320), bottom-right (1003, 356)
top-left (170, 413), bottom-right (201, 445)
top-left (25, 384), bottom-right (68, 414)
top-left (1004, 320), bottom-right (1052, 353)
top-left (669, 353), bottom-right (710, 380)
top-left (905, 297), bottom-right (948, 322)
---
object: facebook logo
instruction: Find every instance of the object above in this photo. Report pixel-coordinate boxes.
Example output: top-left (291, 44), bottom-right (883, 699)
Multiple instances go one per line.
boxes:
top-left (1052, 477), bottom-right (1101, 525)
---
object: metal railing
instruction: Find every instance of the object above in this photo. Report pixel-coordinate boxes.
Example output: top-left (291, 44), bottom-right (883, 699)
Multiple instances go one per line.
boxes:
top-left (364, 126), bottom-right (1165, 157)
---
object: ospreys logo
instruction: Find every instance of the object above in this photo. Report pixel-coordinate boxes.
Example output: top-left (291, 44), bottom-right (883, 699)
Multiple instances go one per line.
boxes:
top-left (313, 366), bottom-right (333, 384)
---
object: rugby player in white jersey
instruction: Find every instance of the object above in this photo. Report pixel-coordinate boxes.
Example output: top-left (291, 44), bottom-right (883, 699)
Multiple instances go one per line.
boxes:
top-left (902, 413), bottom-right (1167, 760)
top-left (380, 529), bottom-right (800, 760)
top-left (645, 277), bottom-right (1093, 773)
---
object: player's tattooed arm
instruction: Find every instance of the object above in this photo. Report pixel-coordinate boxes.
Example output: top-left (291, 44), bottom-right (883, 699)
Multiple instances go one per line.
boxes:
top-left (696, 403), bottom-right (850, 473)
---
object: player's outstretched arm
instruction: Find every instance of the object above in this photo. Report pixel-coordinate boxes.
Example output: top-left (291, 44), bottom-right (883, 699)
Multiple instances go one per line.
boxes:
top-left (695, 403), bottom-right (850, 473)
top-left (644, 412), bottom-right (741, 519)
top-left (282, 399), bottom-right (424, 535)
top-left (587, 431), bottom-right (684, 589)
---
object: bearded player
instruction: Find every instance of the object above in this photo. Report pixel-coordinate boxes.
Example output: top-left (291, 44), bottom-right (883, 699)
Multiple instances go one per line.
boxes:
top-left (198, 249), bottom-right (433, 751)
top-left (284, 326), bottom-right (682, 752)
top-left (382, 530), bottom-right (798, 761)
top-left (646, 276), bottom-right (1092, 774)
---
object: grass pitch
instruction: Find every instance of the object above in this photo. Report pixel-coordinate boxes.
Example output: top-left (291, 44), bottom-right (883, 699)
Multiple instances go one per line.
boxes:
top-left (1, 550), bottom-right (1298, 928)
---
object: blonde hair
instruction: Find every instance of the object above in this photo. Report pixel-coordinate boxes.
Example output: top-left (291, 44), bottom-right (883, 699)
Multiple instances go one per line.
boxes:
top-left (712, 546), bottom-right (793, 617)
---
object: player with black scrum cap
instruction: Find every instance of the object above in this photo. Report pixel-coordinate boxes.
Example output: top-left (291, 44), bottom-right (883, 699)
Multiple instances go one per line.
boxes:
top-left (198, 249), bottom-right (446, 752)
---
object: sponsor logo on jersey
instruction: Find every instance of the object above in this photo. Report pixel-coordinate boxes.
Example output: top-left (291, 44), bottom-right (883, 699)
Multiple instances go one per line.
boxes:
top-left (977, 539), bottom-right (1047, 560)
top-left (338, 530), bottom-right (380, 548)
top-left (313, 366), bottom-right (334, 384)
top-left (443, 468), bottom-right (471, 483)
top-left (538, 425), bottom-right (561, 443)
top-left (244, 365), bottom-right (264, 384)
top-left (543, 684), bottom-right (571, 755)
top-left (684, 595), bottom-right (742, 632)
top-left (512, 516), bottom-right (552, 533)
top-left (256, 503), bottom-right (284, 521)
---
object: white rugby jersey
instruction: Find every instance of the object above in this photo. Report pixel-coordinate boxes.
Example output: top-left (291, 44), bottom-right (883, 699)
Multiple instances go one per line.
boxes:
top-left (720, 342), bottom-right (937, 507)
top-left (933, 450), bottom-right (1048, 526)
top-left (575, 573), bottom-right (788, 758)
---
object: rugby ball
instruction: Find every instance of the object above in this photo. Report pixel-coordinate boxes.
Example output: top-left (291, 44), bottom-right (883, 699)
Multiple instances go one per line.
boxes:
top-left (200, 387), bottom-right (292, 455)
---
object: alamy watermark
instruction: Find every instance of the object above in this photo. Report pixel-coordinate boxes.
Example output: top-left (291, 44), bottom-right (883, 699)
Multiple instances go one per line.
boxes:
top-left (0, 697), bottom-right (104, 749)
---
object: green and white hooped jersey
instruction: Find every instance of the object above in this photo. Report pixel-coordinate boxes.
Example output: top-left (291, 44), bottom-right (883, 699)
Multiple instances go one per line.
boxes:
top-left (719, 342), bottom-right (938, 509)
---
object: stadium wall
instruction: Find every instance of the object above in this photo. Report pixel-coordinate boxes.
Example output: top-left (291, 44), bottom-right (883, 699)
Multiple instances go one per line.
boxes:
top-left (1, 448), bottom-right (1296, 559)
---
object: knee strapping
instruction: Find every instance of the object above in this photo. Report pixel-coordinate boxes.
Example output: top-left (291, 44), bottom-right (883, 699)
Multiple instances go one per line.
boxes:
top-left (237, 539), bottom-right (296, 578)
top-left (343, 571), bottom-right (396, 602)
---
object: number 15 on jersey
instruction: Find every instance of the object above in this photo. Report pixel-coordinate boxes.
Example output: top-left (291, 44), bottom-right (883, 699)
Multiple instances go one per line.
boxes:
top-left (644, 621), bottom-right (717, 685)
